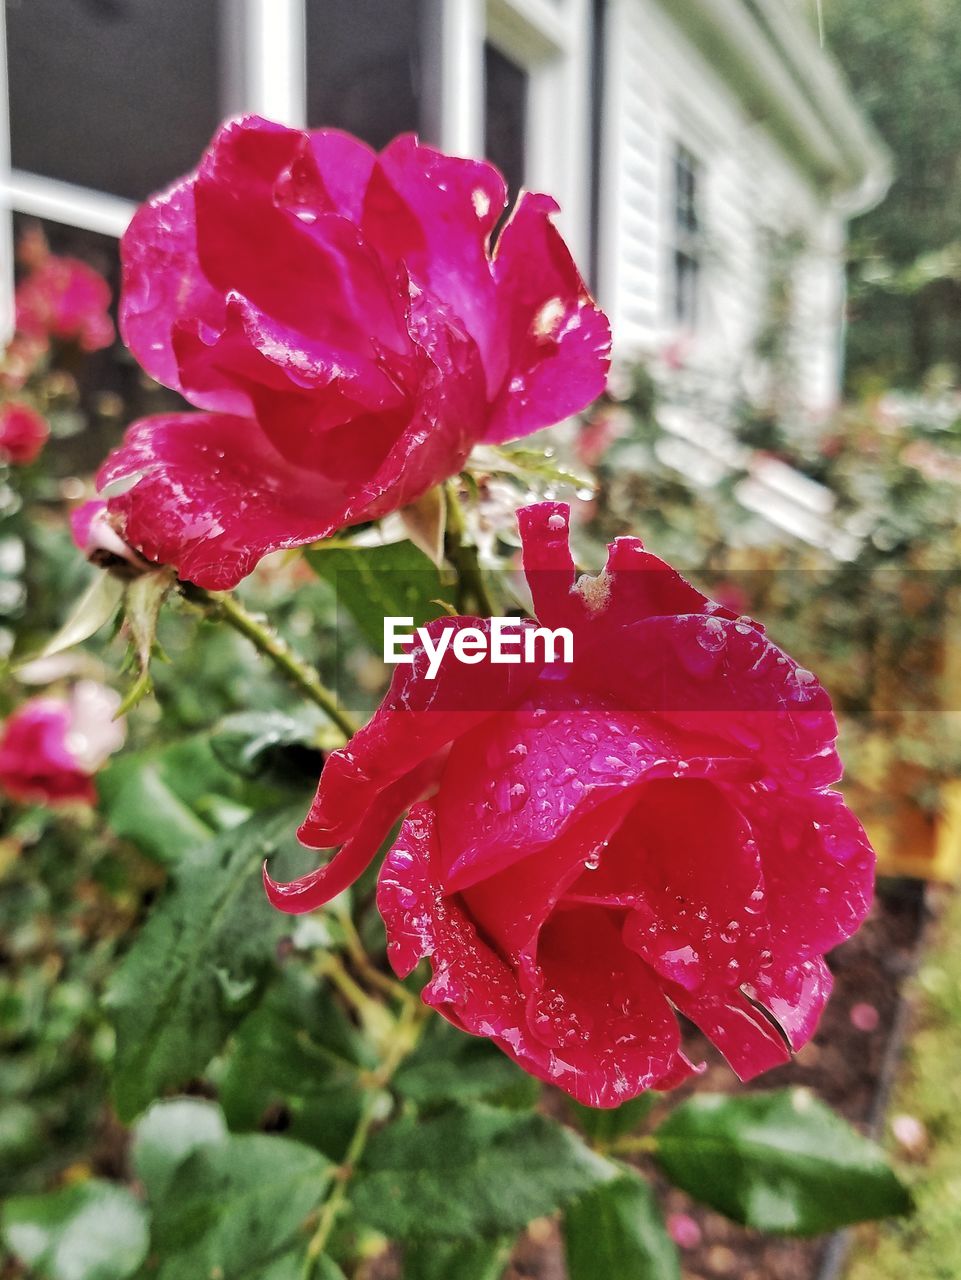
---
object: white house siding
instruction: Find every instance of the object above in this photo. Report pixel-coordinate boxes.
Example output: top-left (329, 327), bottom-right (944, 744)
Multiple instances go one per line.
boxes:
top-left (599, 0), bottom-right (848, 417)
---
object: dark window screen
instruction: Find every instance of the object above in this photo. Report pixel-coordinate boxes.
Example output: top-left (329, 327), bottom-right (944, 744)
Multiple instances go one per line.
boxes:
top-left (484, 42), bottom-right (527, 202)
top-left (7, 0), bottom-right (221, 202)
top-left (672, 142), bottom-right (702, 326)
top-left (306, 0), bottom-right (423, 148)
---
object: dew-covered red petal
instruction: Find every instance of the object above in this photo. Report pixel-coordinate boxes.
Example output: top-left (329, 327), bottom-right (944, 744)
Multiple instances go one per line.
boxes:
top-left (518, 903), bottom-right (692, 1106)
top-left (434, 707), bottom-right (756, 893)
top-left (193, 117), bottom-right (409, 359)
top-left (516, 505), bottom-right (843, 791)
top-left (586, 778), bottom-right (769, 995)
top-left (97, 412), bottom-right (354, 589)
top-left (747, 786), bottom-right (875, 963)
top-left (668, 985), bottom-right (792, 1080)
top-left (298, 618), bottom-right (543, 850)
top-left (120, 176), bottom-right (239, 411)
top-left (484, 194), bottom-right (611, 444)
top-left (266, 757), bottom-right (439, 913)
top-left (377, 805), bottom-right (693, 1106)
top-left (362, 135), bottom-right (506, 380)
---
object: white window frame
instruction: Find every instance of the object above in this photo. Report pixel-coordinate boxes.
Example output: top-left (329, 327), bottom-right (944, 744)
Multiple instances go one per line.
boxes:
top-left (0, 0), bottom-right (593, 342)
top-left (484, 0), bottom-right (592, 264)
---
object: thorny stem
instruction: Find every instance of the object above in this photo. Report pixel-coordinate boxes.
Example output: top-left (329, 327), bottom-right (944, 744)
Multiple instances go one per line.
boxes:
top-left (182, 584), bottom-right (360, 740)
top-left (444, 479), bottom-right (497, 618)
top-left (301, 996), bottom-right (427, 1278)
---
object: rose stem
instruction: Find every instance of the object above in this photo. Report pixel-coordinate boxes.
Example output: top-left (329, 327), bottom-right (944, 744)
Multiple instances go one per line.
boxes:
top-left (333, 901), bottom-right (416, 1005)
top-left (444, 478), bottom-right (497, 618)
top-left (301, 996), bottom-right (427, 1277)
top-left (182, 584), bottom-right (360, 740)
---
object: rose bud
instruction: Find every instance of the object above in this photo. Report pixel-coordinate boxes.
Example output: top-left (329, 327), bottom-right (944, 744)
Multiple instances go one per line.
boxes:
top-left (95, 115), bottom-right (610, 589)
top-left (0, 682), bottom-right (125, 807)
top-left (70, 499), bottom-right (153, 578)
top-left (265, 503), bottom-right (874, 1106)
top-left (0, 402), bottom-right (49, 466)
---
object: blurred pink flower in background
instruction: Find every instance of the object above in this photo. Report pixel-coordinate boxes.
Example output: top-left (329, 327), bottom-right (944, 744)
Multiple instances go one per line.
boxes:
top-left (574, 405), bottom-right (629, 469)
top-left (0, 683), bottom-right (125, 807)
top-left (667, 1212), bottom-right (702, 1249)
top-left (0, 402), bottom-right (50, 465)
top-left (14, 236), bottom-right (114, 354)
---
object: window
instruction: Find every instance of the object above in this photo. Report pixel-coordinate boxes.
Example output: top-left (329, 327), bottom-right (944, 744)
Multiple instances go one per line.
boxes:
top-left (305, 0), bottom-right (425, 147)
top-left (0, 0), bottom-right (592, 334)
top-left (484, 41), bottom-right (528, 202)
top-left (672, 142), bottom-right (702, 327)
top-left (7, 0), bottom-right (221, 202)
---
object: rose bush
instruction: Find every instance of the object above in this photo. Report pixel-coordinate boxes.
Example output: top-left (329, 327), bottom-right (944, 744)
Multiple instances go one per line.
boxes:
top-left (0, 682), bottom-right (124, 806)
top-left (0, 402), bottom-right (49, 465)
top-left (94, 115), bottom-right (610, 589)
top-left (267, 502), bottom-right (875, 1106)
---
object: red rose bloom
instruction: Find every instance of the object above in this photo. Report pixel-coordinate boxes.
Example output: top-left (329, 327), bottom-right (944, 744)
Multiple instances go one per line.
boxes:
top-left (0, 402), bottom-right (49, 465)
top-left (15, 255), bottom-right (114, 353)
top-left (95, 116), bottom-right (610, 589)
top-left (266, 503), bottom-right (874, 1106)
top-left (0, 684), bottom-right (124, 807)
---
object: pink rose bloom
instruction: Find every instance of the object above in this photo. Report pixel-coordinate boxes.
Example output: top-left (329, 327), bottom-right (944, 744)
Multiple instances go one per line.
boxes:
top-left (0, 402), bottom-right (49, 465)
top-left (0, 683), bottom-right (125, 807)
top-left (95, 116), bottom-right (611, 589)
top-left (15, 256), bottom-right (115, 353)
top-left (266, 503), bottom-right (874, 1106)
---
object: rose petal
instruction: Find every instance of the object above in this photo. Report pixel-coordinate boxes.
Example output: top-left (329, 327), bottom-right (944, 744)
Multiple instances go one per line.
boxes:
top-left (378, 805), bottom-right (693, 1106)
top-left (98, 412), bottom-right (349, 589)
top-left (120, 176), bottom-right (239, 411)
top-left (363, 134), bottom-right (506, 381)
top-left (484, 194), bottom-right (611, 443)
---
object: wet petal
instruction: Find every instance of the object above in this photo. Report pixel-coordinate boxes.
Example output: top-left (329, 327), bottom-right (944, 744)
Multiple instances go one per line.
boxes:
top-left (485, 194), bottom-right (611, 443)
top-left (98, 412), bottom-right (350, 589)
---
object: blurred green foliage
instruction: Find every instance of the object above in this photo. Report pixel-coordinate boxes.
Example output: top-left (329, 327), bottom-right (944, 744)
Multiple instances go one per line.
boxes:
top-left (825, 0), bottom-right (961, 389)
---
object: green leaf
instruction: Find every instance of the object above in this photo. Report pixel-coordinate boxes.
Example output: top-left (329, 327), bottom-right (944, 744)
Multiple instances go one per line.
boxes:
top-left (470, 443), bottom-right (594, 496)
top-left (219, 969), bottom-right (372, 1161)
top-left (98, 734), bottom-right (268, 865)
top-left (1, 1180), bottom-right (149, 1280)
top-left (257, 1255), bottom-right (345, 1280)
top-left (104, 806), bottom-right (306, 1120)
top-left (131, 1098), bottom-right (228, 1201)
top-left (12, 572), bottom-right (124, 669)
top-left (353, 1104), bottom-right (617, 1239)
top-left (570, 1094), bottom-right (657, 1146)
top-left (211, 708), bottom-right (327, 778)
top-left (149, 1132), bottom-right (330, 1280)
top-left (98, 754), bottom-right (215, 866)
top-left (394, 1019), bottom-right (538, 1109)
top-left (403, 1236), bottom-right (513, 1280)
top-left (306, 539), bottom-right (449, 651)
top-left (564, 1174), bottom-right (679, 1280)
top-left (654, 1089), bottom-right (913, 1235)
